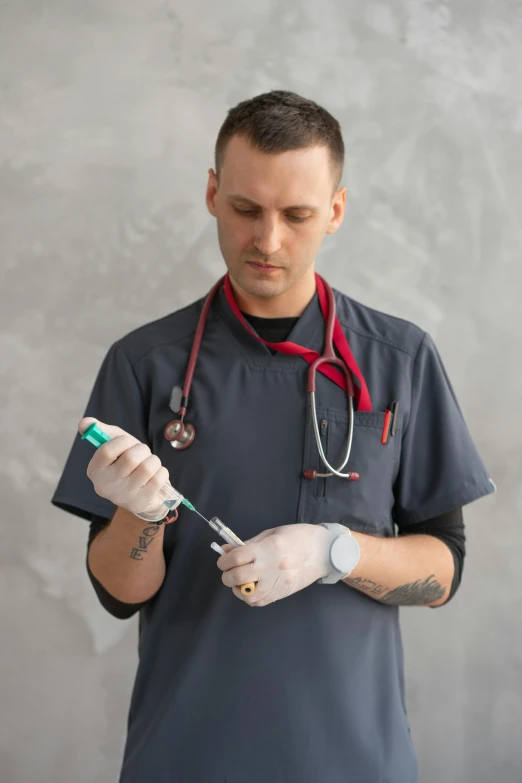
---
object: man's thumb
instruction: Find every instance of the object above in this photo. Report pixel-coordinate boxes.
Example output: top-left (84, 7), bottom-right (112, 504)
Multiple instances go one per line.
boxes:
top-left (78, 417), bottom-right (134, 442)
top-left (78, 417), bottom-right (98, 435)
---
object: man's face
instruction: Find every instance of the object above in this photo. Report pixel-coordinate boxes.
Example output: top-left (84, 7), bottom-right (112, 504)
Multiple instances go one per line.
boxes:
top-left (206, 134), bottom-right (346, 302)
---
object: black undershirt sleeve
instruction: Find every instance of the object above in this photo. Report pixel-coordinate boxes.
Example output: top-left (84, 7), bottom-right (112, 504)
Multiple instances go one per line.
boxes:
top-left (396, 507), bottom-right (465, 603)
top-left (87, 515), bottom-right (147, 619)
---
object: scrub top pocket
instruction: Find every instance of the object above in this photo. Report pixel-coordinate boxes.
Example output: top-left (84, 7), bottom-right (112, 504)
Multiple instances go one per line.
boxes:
top-left (298, 405), bottom-right (400, 537)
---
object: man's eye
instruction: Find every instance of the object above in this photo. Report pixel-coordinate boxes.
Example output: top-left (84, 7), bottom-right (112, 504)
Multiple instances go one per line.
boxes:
top-left (234, 207), bottom-right (308, 223)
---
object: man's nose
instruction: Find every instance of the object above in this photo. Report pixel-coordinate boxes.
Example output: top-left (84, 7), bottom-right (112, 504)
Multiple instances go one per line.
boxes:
top-left (253, 217), bottom-right (283, 257)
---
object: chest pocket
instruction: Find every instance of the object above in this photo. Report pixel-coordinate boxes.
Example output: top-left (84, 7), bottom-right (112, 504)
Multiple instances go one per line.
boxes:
top-left (297, 404), bottom-right (400, 537)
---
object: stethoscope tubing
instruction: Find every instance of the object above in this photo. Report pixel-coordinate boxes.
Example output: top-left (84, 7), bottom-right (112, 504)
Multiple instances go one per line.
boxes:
top-left (180, 276), bottom-right (225, 418)
top-left (166, 275), bottom-right (358, 479)
top-left (310, 391), bottom-right (354, 477)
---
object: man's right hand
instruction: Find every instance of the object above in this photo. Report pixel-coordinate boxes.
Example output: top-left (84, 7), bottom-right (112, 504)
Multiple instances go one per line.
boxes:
top-left (78, 417), bottom-right (169, 520)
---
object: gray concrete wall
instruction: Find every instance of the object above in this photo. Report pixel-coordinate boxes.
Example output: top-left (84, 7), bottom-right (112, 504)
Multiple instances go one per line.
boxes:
top-left (1, 1), bottom-right (520, 781)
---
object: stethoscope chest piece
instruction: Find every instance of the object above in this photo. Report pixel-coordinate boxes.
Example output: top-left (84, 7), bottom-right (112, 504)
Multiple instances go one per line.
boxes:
top-left (164, 419), bottom-right (195, 450)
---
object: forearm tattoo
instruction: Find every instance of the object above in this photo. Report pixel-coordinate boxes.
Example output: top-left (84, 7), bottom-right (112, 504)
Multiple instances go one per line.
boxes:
top-left (343, 574), bottom-right (446, 605)
top-left (129, 523), bottom-right (161, 560)
top-left (343, 576), bottom-right (388, 598)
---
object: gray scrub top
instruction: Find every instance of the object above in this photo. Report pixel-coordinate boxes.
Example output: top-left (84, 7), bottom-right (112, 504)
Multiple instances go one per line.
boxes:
top-left (52, 283), bottom-right (495, 783)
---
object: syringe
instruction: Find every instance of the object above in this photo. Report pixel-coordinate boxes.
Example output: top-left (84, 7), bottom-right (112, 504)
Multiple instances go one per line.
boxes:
top-left (81, 422), bottom-right (191, 522)
top-left (81, 422), bottom-right (256, 595)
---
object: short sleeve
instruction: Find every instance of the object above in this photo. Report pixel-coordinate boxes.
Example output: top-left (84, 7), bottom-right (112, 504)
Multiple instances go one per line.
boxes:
top-left (51, 341), bottom-right (150, 522)
top-left (393, 332), bottom-right (496, 525)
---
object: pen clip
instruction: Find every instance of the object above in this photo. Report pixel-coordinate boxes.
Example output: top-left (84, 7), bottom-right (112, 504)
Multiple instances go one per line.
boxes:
top-left (390, 401), bottom-right (399, 437)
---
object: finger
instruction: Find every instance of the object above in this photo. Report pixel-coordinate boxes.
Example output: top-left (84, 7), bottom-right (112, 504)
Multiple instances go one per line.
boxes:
top-left (216, 543), bottom-right (257, 572)
top-left (117, 449), bottom-right (161, 482)
top-left (90, 436), bottom-right (147, 472)
top-left (139, 465), bottom-right (170, 500)
top-left (221, 563), bottom-right (258, 589)
top-left (217, 530), bottom-right (274, 570)
top-left (78, 417), bottom-right (97, 434)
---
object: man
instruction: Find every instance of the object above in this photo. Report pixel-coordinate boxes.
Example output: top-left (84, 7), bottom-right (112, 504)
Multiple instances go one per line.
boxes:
top-left (52, 90), bottom-right (494, 782)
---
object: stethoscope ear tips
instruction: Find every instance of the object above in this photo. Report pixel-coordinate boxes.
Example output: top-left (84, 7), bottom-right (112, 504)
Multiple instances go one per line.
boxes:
top-left (164, 420), bottom-right (196, 450)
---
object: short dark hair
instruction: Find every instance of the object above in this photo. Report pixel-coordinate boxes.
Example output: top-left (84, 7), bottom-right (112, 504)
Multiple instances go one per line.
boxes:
top-left (215, 90), bottom-right (344, 191)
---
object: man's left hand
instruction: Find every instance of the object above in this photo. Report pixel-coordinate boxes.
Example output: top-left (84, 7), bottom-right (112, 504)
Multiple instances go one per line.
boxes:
top-left (217, 523), bottom-right (332, 607)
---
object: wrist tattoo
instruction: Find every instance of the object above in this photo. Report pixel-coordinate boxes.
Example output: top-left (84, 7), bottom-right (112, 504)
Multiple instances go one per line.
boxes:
top-left (129, 524), bottom-right (161, 560)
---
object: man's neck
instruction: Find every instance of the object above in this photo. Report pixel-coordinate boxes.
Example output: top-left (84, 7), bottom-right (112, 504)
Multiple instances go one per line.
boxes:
top-left (229, 273), bottom-right (316, 318)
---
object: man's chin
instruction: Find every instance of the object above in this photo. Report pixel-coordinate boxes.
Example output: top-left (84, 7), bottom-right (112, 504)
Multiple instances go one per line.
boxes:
top-left (232, 269), bottom-right (288, 299)
top-left (238, 278), bottom-right (287, 299)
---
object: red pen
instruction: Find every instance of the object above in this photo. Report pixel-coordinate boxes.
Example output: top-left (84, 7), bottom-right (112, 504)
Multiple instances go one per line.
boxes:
top-left (382, 409), bottom-right (392, 445)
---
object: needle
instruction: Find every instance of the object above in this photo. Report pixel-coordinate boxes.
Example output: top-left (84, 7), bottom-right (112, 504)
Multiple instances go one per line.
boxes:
top-left (181, 499), bottom-right (217, 530)
top-left (192, 507), bottom-right (221, 535)
top-left (181, 498), bottom-right (210, 523)
top-left (192, 507), bottom-right (212, 525)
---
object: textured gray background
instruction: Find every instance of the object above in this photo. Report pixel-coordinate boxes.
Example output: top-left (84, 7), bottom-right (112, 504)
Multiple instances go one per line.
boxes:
top-left (1, 1), bottom-right (520, 781)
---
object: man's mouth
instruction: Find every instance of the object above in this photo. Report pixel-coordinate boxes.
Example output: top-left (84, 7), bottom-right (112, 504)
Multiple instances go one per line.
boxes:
top-left (247, 261), bottom-right (281, 272)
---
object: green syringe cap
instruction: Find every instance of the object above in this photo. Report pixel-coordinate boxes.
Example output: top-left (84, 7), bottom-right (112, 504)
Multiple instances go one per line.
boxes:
top-left (81, 422), bottom-right (112, 448)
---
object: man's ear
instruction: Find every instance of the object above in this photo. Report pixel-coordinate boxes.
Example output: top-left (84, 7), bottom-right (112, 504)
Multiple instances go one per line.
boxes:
top-left (206, 168), bottom-right (219, 217)
top-left (326, 186), bottom-right (347, 235)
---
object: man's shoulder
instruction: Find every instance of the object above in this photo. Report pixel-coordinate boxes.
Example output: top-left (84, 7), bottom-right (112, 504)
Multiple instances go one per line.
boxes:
top-left (333, 287), bottom-right (426, 359)
top-left (112, 294), bottom-right (206, 365)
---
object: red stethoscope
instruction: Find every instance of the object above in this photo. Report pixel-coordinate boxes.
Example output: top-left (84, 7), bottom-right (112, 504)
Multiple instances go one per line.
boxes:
top-left (164, 274), bottom-right (372, 481)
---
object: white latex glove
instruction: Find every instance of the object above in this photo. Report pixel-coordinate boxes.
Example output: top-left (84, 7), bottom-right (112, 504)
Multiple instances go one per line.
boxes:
top-left (78, 417), bottom-right (170, 521)
top-left (217, 523), bottom-right (334, 607)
